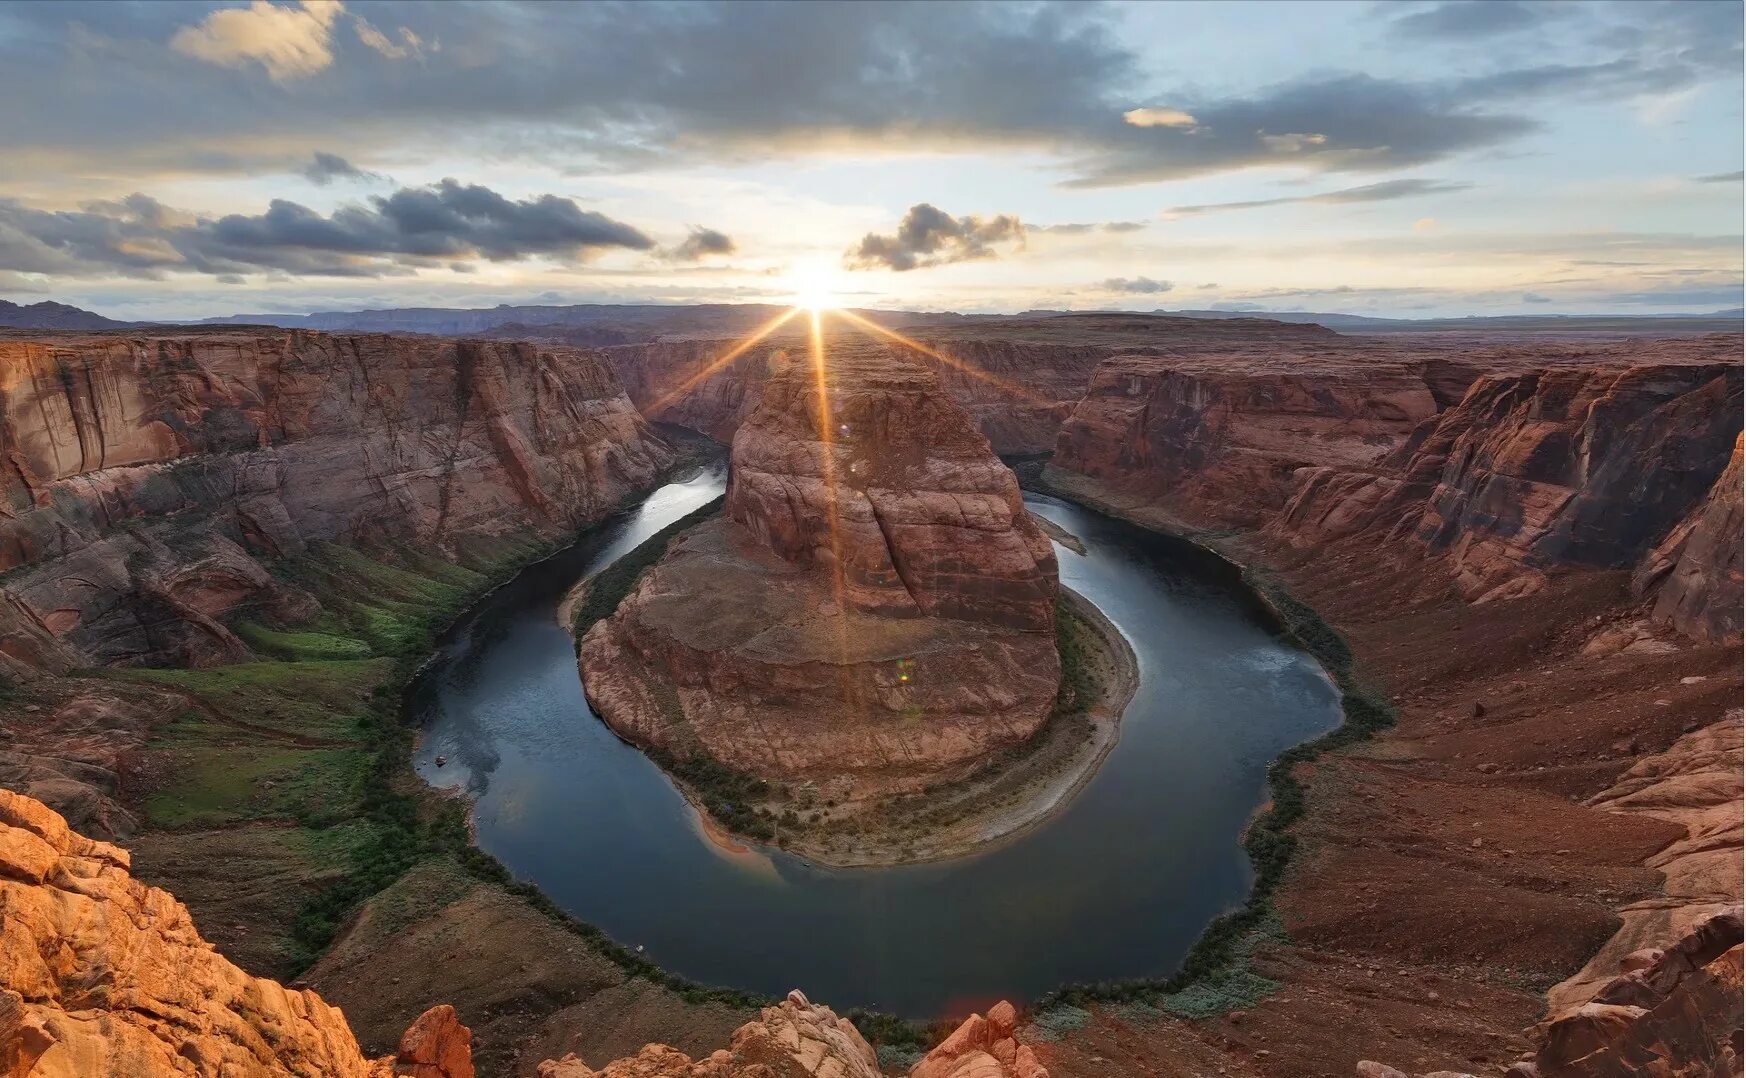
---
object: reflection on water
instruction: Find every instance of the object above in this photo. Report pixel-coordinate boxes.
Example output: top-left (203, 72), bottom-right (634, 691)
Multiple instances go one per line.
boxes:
top-left (410, 464), bottom-right (1340, 1016)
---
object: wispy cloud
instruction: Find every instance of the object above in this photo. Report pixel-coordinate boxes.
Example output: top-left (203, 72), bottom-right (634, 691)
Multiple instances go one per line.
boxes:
top-left (1163, 178), bottom-right (1473, 218)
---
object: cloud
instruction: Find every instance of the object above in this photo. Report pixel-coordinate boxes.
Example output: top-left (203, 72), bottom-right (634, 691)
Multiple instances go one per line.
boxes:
top-left (1098, 276), bottom-right (1173, 294)
top-left (664, 227), bottom-right (736, 261)
top-left (353, 17), bottom-right (428, 61)
top-left (1695, 170), bottom-right (1745, 183)
top-left (1123, 107), bottom-right (1198, 129)
top-left (844, 204), bottom-right (1024, 272)
top-left (297, 152), bottom-right (384, 186)
top-left (1164, 178), bottom-right (1473, 218)
top-left (1391, 1), bottom-right (1546, 40)
top-left (3, 3), bottom-right (1565, 191)
top-left (170, 0), bottom-right (344, 82)
top-left (1026, 220), bottom-right (1147, 235)
top-left (0, 180), bottom-right (655, 279)
top-left (1521, 292), bottom-right (1553, 303)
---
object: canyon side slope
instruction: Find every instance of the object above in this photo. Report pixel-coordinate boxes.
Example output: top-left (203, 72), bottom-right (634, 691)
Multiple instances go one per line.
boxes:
top-left (580, 344), bottom-right (1062, 808)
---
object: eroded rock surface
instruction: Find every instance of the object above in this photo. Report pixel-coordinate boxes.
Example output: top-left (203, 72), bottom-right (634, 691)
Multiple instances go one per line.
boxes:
top-left (535, 995), bottom-right (1048, 1078)
top-left (0, 329), bottom-right (672, 669)
top-left (603, 312), bottom-right (1346, 454)
top-left (0, 788), bottom-right (392, 1076)
top-left (582, 347), bottom-right (1059, 796)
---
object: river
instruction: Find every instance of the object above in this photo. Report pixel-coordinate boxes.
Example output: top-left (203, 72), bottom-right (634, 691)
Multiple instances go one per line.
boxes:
top-left (410, 461), bottom-right (1340, 1017)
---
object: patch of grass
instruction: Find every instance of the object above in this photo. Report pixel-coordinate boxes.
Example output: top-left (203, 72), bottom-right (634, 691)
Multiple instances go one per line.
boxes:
top-left (112, 660), bottom-right (387, 744)
top-left (237, 622), bottom-right (373, 661)
top-left (1031, 1004), bottom-right (1092, 1041)
top-left (570, 495), bottom-right (725, 638)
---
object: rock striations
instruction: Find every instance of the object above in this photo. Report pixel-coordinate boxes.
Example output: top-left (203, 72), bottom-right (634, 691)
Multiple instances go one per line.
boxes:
top-left (581, 345), bottom-right (1059, 797)
top-left (0, 329), bottom-right (672, 673)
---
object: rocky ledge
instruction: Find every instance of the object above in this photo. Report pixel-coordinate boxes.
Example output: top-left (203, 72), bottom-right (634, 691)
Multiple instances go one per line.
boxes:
top-left (581, 344), bottom-right (1066, 836)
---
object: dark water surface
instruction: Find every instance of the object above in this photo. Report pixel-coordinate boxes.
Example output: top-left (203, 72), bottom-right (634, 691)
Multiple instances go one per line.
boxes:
top-left (411, 463), bottom-right (1340, 1017)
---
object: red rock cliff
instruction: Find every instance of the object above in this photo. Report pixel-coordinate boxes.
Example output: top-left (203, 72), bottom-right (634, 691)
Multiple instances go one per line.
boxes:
top-left (581, 346), bottom-right (1060, 795)
top-left (0, 330), bottom-right (672, 670)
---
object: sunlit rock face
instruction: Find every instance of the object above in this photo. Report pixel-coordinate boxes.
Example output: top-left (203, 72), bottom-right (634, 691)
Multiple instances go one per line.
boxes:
top-left (0, 329), bottom-right (671, 671)
top-left (725, 349), bottom-right (1058, 630)
top-left (581, 346), bottom-right (1060, 795)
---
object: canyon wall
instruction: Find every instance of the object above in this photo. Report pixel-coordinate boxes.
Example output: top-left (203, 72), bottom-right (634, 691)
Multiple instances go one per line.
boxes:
top-left (581, 347), bottom-right (1060, 795)
top-left (601, 313), bottom-right (1349, 455)
top-left (0, 329), bottom-right (673, 672)
top-left (1049, 335), bottom-right (1742, 638)
top-left (1268, 356), bottom-right (1742, 617)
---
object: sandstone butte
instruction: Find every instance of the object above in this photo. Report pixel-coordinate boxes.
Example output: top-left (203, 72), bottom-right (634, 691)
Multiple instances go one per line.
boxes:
top-left (581, 344), bottom-right (1060, 797)
top-left (0, 786), bottom-right (1047, 1078)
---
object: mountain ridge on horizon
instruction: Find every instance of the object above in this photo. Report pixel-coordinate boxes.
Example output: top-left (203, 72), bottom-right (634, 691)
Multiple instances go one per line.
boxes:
top-left (2, 296), bottom-right (1740, 337)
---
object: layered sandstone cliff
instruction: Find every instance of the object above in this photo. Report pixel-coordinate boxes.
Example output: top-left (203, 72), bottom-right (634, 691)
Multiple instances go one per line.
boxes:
top-left (1634, 434), bottom-right (1744, 644)
top-left (0, 329), bottom-right (672, 672)
top-left (1267, 356), bottom-right (1743, 616)
top-left (601, 313), bottom-right (1347, 455)
top-left (1050, 351), bottom-right (1445, 528)
top-left (581, 346), bottom-right (1059, 797)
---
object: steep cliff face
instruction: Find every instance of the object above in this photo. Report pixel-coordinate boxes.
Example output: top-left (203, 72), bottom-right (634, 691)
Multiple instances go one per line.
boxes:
top-left (0, 330), bottom-right (672, 669)
top-left (1268, 358), bottom-right (1743, 611)
top-left (1408, 363), bottom-right (1742, 601)
top-left (602, 333), bottom-right (1109, 454)
top-left (581, 348), bottom-right (1059, 795)
top-left (1634, 435), bottom-right (1743, 644)
top-left (1051, 352), bottom-right (1443, 527)
top-left (602, 312), bottom-right (1349, 456)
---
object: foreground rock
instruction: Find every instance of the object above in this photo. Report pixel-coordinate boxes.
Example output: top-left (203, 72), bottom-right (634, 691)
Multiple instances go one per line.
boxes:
top-left (0, 328), bottom-right (672, 672)
top-left (0, 786), bottom-right (461, 1077)
top-left (581, 346), bottom-right (1060, 801)
top-left (536, 994), bottom-right (1047, 1078)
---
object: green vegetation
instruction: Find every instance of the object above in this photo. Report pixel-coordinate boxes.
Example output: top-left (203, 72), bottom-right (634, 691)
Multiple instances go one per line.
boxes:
top-left (570, 495), bottom-right (725, 638)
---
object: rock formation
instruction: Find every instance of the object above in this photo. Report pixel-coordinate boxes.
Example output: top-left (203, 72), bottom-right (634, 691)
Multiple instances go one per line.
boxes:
top-left (0, 786), bottom-right (444, 1077)
top-left (602, 312), bottom-right (1347, 455)
top-left (1051, 350), bottom-right (1445, 527)
top-left (581, 346), bottom-right (1059, 796)
top-left (1203, 345), bottom-right (1744, 618)
top-left (1357, 909), bottom-right (1743, 1078)
top-left (1635, 434), bottom-right (1744, 644)
top-left (0, 329), bottom-right (672, 670)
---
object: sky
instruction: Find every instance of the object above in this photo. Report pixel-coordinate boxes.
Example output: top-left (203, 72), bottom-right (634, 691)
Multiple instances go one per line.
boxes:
top-left (1, 0), bottom-right (1742, 320)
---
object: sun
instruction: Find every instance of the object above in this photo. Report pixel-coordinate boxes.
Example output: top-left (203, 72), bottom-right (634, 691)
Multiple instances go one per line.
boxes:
top-left (784, 258), bottom-right (843, 312)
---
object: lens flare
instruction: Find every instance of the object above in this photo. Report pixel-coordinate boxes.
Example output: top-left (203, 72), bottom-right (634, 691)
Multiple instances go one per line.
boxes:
top-left (832, 308), bottom-right (1051, 406)
top-left (642, 306), bottom-right (801, 417)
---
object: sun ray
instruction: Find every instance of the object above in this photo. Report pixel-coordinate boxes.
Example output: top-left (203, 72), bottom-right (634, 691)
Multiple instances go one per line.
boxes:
top-left (831, 308), bottom-right (1053, 407)
top-left (642, 306), bottom-right (802, 417)
top-left (808, 308), bottom-right (855, 674)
